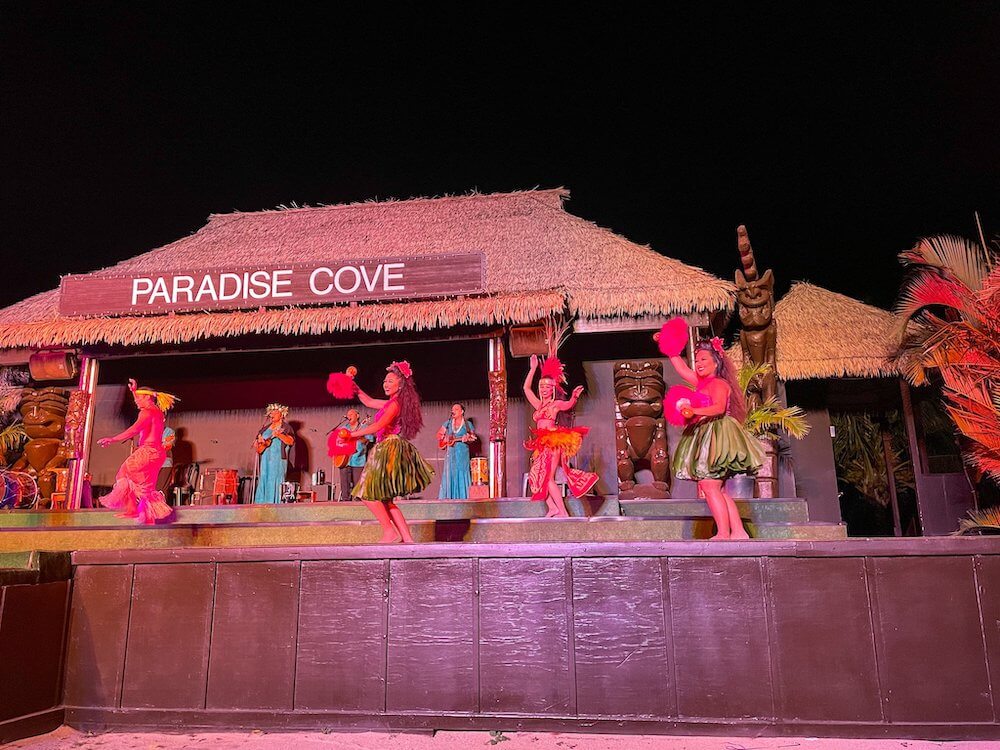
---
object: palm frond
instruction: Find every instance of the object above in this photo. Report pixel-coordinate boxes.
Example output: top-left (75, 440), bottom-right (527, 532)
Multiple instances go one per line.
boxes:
top-left (895, 272), bottom-right (974, 321)
top-left (738, 362), bottom-right (772, 393)
top-left (899, 235), bottom-right (993, 292)
top-left (744, 397), bottom-right (811, 439)
top-left (955, 507), bottom-right (1000, 535)
top-left (0, 423), bottom-right (26, 456)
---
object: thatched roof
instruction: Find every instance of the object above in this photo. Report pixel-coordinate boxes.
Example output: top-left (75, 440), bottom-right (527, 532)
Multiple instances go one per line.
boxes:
top-left (732, 282), bottom-right (901, 380)
top-left (0, 189), bottom-right (733, 350)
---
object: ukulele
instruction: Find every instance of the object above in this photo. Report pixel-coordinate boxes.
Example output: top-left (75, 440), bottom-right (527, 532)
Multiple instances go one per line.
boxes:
top-left (331, 417), bottom-right (370, 468)
top-left (254, 424), bottom-right (289, 455)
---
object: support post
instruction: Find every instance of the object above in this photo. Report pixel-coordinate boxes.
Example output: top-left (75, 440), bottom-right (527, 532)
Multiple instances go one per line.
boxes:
top-left (68, 356), bottom-right (99, 509)
top-left (488, 336), bottom-right (508, 498)
top-left (879, 417), bottom-right (904, 537)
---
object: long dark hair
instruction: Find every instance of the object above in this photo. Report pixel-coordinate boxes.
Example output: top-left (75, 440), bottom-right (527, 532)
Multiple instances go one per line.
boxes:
top-left (694, 340), bottom-right (747, 423)
top-left (389, 365), bottom-right (423, 440)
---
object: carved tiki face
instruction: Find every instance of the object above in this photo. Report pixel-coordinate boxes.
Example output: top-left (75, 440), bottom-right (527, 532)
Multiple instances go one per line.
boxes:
top-left (613, 360), bottom-right (665, 419)
top-left (19, 387), bottom-right (69, 439)
top-left (735, 268), bottom-right (775, 330)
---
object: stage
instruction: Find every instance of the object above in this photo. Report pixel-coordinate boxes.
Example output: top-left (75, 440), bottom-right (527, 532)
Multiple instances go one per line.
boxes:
top-left (0, 496), bottom-right (846, 551)
top-left (35, 537), bottom-right (1000, 741)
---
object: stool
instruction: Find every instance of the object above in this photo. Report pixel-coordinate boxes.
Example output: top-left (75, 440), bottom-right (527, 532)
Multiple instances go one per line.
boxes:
top-left (521, 467), bottom-right (568, 498)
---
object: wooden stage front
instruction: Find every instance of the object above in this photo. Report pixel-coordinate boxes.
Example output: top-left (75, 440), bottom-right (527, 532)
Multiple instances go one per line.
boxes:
top-left (0, 496), bottom-right (845, 551)
top-left (56, 537), bottom-right (1000, 740)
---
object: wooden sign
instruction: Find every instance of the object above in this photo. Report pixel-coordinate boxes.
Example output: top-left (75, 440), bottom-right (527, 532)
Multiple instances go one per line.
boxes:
top-left (58, 253), bottom-right (485, 317)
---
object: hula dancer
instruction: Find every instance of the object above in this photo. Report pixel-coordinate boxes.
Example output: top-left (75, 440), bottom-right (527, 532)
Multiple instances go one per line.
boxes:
top-left (522, 352), bottom-right (598, 517)
top-left (657, 320), bottom-right (764, 539)
top-left (329, 361), bottom-right (433, 543)
top-left (97, 379), bottom-right (178, 524)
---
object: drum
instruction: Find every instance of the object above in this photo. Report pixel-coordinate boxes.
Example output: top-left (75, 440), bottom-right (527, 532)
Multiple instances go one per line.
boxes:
top-left (0, 471), bottom-right (37, 509)
top-left (470, 457), bottom-right (489, 486)
top-left (280, 481), bottom-right (299, 502)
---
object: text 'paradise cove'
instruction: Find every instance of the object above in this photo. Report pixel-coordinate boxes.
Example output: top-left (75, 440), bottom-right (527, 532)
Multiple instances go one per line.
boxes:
top-left (58, 253), bottom-right (486, 318)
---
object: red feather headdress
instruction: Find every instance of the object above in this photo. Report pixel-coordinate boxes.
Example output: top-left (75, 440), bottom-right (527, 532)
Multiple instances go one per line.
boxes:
top-left (540, 316), bottom-right (571, 396)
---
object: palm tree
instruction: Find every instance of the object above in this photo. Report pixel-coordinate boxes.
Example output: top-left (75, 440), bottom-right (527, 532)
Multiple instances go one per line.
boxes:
top-left (895, 234), bottom-right (1000, 480)
top-left (737, 362), bottom-right (810, 440)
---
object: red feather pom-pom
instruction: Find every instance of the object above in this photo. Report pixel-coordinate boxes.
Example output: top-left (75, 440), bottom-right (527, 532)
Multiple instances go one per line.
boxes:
top-left (664, 385), bottom-right (712, 426)
top-left (656, 317), bottom-right (689, 357)
top-left (326, 372), bottom-right (357, 400)
top-left (327, 428), bottom-right (357, 457)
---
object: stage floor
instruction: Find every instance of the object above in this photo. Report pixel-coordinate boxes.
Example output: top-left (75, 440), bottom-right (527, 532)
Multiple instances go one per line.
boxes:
top-left (0, 496), bottom-right (846, 551)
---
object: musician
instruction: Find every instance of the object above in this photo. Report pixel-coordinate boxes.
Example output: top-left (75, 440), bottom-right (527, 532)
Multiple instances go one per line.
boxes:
top-left (338, 408), bottom-right (371, 501)
top-left (253, 403), bottom-right (295, 504)
top-left (437, 403), bottom-right (476, 499)
top-left (157, 423), bottom-right (175, 495)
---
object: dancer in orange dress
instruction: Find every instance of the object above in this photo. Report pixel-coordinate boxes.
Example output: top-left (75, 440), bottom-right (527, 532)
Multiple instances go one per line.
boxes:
top-left (523, 353), bottom-right (598, 517)
top-left (97, 379), bottom-right (177, 524)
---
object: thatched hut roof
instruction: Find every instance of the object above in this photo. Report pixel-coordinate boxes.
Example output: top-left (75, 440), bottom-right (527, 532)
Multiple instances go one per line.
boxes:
top-left (732, 282), bottom-right (900, 380)
top-left (0, 189), bottom-right (733, 350)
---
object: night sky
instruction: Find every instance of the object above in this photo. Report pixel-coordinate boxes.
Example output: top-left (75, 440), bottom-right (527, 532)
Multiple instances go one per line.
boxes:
top-left (2, 4), bottom-right (997, 311)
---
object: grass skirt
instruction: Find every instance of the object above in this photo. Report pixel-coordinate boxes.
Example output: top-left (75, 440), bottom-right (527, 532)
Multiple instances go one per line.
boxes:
top-left (525, 426), bottom-right (598, 500)
top-left (523, 426), bottom-right (589, 458)
top-left (672, 415), bottom-right (765, 481)
top-left (101, 444), bottom-right (173, 524)
top-left (352, 434), bottom-right (434, 502)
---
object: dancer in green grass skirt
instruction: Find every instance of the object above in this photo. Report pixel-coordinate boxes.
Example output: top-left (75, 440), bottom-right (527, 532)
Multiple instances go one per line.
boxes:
top-left (332, 360), bottom-right (433, 543)
top-left (657, 324), bottom-right (763, 539)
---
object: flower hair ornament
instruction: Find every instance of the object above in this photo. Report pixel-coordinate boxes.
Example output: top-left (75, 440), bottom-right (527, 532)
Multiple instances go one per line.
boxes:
top-left (265, 403), bottom-right (290, 417)
top-left (710, 337), bottom-right (725, 355)
top-left (388, 360), bottom-right (413, 379)
top-left (128, 378), bottom-right (179, 412)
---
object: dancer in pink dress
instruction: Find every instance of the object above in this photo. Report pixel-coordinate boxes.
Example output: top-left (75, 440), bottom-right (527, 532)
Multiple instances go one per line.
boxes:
top-left (97, 379), bottom-right (178, 524)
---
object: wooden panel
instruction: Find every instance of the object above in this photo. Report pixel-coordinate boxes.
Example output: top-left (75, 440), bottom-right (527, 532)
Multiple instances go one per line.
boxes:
top-left (479, 558), bottom-right (572, 714)
top-left (63, 565), bottom-right (133, 708)
top-left (121, 564), bottom-right (214, 708)
top-left (205, 562), bottom-right (299, 710)
top-left (295, 560), bottom-right (387, 711)
top-left (766, 558), bottom-right (881, 721)
top-left (976, 555), bottom-right (1000, 722)
top-left (573, 558), bottom-right (671, 717)
top-left (386, 559), bottom-right (476, 713)
top-left (669, 558), bottom-right (773, 719)
top-left (0, 581), bottom-right (69, 722)
top-left (870, 556), bottom-right (993, 722)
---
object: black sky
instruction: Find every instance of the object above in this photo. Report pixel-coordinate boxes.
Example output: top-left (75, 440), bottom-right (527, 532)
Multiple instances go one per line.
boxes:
top-left (2, 4), bottom-right (997, 311)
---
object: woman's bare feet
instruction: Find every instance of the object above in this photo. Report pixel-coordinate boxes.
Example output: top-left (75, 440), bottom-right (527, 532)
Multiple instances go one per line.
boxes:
top-left (730, 528), bottom-right (751, 540)
top-left (378, 531), bottom-right (403, 544)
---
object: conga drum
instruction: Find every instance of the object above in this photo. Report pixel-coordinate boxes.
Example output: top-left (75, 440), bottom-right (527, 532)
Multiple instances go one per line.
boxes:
top-left (470, 457), bottom-right (489, 486)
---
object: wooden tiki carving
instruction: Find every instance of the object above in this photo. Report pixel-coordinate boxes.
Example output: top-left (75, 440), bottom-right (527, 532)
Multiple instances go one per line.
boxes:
top-left (10, 386), bottom-right (69, 507)
top-left (735, 225), bottom-right (778, 410)
top-left (613, 360), bottom-right (669, 499)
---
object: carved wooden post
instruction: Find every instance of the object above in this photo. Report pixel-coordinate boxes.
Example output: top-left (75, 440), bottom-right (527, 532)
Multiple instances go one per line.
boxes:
top-left (735, 225), bottom-right (779, 497)
top-left (67, 356), bottom-right (99, 509)
top-left (488, 336), bottom-right (507, 498)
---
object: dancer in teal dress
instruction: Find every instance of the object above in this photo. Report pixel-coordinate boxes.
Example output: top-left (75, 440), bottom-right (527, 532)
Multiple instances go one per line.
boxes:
top-left (437, 403), bottom-right (476, 499)
top-left (253, 403), bottom-right (295, 504)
